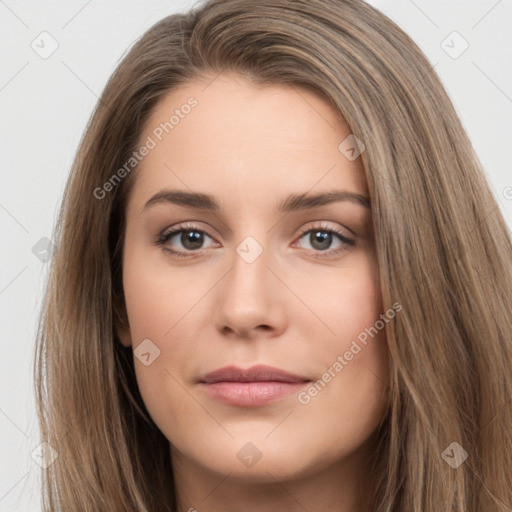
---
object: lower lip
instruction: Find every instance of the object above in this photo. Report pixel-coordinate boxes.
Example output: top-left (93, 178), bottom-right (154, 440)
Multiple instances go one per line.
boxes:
top-left (200, 381), bottom-right (309, 407)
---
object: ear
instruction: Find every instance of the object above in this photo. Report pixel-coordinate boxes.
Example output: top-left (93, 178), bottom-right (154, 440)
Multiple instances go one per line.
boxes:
top-left (116, 322), bottom-right (132, 347)
top-left (113, 294), bottom-right (132, 347)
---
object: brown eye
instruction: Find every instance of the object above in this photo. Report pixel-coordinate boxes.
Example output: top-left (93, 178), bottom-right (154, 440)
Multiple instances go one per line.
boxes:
top-left (173, 230), bottom-right (205, 250)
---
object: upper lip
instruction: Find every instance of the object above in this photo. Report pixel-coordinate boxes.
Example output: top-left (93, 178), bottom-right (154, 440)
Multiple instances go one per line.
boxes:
top-left (199, 364), bottom-right (311, 384)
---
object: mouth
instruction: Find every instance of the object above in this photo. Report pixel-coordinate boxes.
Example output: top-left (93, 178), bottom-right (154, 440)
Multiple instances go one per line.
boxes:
top-left (198, 364), bottom-right (311, 407)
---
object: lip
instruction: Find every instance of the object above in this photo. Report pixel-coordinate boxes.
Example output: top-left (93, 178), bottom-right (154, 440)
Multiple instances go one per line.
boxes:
top-left (199, 364), bottom-right (310, 384)
top-left (198, 364), bottom-right (311, 407)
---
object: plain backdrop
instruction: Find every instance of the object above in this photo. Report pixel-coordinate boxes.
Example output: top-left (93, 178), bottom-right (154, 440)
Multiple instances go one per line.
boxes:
top-left (0, 0), bottom-right (511, 510)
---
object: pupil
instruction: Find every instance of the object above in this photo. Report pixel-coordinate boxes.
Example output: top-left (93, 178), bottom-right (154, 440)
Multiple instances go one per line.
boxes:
top-left (311, 231), bottom-right (331, 250)
top-left (182, 231), bottom-right (203, 249)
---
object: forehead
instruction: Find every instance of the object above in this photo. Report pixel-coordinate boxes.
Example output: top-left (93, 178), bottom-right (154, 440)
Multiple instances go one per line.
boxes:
top-left (128, 74), bottom-right (368, 211)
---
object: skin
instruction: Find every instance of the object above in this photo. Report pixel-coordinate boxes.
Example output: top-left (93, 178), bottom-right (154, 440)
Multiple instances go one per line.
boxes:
top-left (117, 73), bottom-right (390, 512)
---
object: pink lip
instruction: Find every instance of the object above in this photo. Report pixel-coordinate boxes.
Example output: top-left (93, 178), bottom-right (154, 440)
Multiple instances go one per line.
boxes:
top-left (198, 364), bottom-right (311, 407)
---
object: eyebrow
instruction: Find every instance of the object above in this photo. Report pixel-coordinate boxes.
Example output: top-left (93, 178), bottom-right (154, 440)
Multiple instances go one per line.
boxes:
top-left (142, 188), bottom-right (371, 214)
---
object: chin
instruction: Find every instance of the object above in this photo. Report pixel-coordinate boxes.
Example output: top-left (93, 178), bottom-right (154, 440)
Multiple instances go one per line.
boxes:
top-left (187, 436), bottom-right (338, 483)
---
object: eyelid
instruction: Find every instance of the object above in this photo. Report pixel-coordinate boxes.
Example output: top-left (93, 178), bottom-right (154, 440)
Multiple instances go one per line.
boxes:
top-left (295, 221), bottom-right (353, 241)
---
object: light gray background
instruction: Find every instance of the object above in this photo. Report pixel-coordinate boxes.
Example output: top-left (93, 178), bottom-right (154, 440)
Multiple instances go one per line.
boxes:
top-left (1, 1), bottom-right (511, 510)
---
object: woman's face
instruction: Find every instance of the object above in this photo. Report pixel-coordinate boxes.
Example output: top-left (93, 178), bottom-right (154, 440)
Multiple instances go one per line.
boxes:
top-left (118, 73), bottom-right (390, 485)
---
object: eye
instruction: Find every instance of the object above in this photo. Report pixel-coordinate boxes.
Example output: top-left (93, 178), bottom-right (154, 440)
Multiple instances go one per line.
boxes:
top-left (293, 223), bottom-right (355, 258)
top-left (154, 221), bottom-right (355, 259)
top-left (154, 222), bottom-right (217, 258)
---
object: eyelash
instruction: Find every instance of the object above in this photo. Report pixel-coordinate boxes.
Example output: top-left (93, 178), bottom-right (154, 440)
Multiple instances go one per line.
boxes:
top-left (154, 222), bottom-right (355, 259)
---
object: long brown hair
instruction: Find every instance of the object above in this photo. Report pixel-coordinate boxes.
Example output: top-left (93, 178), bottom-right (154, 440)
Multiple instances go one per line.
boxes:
top-left (34, 0), bottom-right (512, 510)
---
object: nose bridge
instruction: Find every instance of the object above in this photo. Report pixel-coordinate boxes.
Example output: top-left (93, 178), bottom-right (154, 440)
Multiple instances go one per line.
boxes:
top-left (214, 232), bottom-right (282, 335)
top-left (229, 233), bottom-right (270, 300)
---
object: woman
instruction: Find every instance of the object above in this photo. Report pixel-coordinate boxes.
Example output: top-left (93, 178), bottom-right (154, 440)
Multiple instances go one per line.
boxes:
top-left (34, 0), bottom-right (512, 510)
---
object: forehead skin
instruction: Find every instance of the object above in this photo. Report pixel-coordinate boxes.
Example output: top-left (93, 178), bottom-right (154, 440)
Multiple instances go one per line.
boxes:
top-left (126, 73), bottom-right (369, 232)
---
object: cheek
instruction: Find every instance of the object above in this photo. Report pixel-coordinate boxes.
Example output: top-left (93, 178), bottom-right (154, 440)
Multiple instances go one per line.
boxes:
top-left (121, 246), bottom-right (210, 430)
top-left (121, 243), bottom-right (205, 341)
top-left (297, 253), bottom-right (389, 434)
top-left (316, 250), bottom-right (383, 350)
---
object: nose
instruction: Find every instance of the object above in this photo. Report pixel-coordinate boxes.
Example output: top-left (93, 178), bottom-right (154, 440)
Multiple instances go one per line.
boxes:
top-left (213, 240), bottom-right (287, 339)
